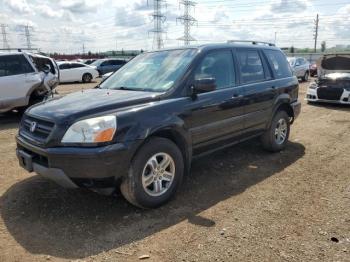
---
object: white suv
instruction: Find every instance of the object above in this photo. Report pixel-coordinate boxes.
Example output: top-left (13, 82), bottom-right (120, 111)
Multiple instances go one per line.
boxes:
top-left (0, 52), bottom-right (59, 113)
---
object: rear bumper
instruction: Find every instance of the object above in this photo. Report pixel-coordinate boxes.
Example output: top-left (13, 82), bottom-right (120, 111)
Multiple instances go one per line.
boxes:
top-left (16, 136), bottom-right (142, 189)
top-left (306, 88), bottom-right (350, 104)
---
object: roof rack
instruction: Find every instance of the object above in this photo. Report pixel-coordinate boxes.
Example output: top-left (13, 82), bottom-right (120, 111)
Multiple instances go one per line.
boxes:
top-left (227, 40), bottom-right (275, 47)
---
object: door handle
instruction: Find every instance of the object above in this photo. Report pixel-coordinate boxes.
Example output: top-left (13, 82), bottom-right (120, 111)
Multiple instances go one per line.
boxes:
top-left (232, 94), bottom-right (243, 98)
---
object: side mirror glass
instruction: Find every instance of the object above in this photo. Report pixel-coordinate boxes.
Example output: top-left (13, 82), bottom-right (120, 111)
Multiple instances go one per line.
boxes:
top-left (42, 65), bottom-right (50, 74)
top-left (192, 78), bottom-right (216, 95)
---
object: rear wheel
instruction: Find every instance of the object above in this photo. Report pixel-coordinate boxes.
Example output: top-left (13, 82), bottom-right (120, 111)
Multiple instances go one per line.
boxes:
top-left (82, 73), bottom-right (92, 83)
top-left (120, 137), bottom-right (184, 208)
top-left (261, 111), bottom-right (290, 152)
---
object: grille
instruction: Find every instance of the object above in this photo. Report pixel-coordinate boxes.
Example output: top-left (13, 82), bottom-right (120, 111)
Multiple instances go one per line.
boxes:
top-left (20, 115), bottom-right (55, 144)
top-left (317, 87), bottom-right (344, 101)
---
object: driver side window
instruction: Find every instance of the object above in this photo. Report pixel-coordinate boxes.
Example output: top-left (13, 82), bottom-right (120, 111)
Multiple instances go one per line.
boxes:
top-left (194, 50), bottom-right (235, 90)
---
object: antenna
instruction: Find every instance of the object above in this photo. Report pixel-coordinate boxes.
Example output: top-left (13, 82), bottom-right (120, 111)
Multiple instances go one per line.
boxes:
top-left (149, 0), bottom-right (167, 50)
top-left (1, 24), bottom-right (10, 50)
top-left (177, 0), bottom-right (197, 46)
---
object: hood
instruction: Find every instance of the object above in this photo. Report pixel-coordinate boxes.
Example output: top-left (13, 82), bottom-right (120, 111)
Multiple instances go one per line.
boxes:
top-left (27, 88), bottom-right (161, 122)
top-left (317, 54), bottom-right (350, 77)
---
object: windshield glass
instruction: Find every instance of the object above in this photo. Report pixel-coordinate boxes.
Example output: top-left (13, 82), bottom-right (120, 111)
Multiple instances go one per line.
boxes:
top-left (100, 49), bottom-right (197, 92)
top-left (91, 60), bottom-right (103, 66)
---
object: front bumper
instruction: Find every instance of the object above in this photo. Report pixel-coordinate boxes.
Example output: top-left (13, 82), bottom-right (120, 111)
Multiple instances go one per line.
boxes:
top-left (306, 87), bottom-right (350, 104)
top-left (16, 136), bottom-right (142, 189)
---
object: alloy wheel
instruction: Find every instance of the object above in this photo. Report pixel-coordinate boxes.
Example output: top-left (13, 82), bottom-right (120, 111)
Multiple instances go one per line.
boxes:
top-left (141, 152), bottom-right (176, 197)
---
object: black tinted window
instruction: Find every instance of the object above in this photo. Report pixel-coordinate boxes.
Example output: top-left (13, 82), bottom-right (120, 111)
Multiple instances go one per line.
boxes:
top-left (101, 61), bottom-right (111, 66)
top-left (0, 55), bottom-right (34, 77)
top-left (237, 50), bottom-right (265, 83)
top-left (264, 50), bottom-right (292, 78)
top-left (59, 63), bottom-right (70, 70)
top-left (71, 63), bottom-right (85, 68)
top-left (195, 50), bottom-right (235, 90)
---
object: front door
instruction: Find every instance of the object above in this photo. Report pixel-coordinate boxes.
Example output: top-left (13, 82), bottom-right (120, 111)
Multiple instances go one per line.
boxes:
top-left (187, 49), bottom-right (245, 153)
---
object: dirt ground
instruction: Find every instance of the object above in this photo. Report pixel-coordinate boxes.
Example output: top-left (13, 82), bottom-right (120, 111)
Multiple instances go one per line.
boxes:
top-left (0, 79), bottom-right (349, 262)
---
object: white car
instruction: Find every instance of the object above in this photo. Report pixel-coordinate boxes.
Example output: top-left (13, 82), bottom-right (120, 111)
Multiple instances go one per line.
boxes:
top-left (306, 54), bottom-right (350, 104)
top-left (0, 52), bottom-right (59, 113)
top-left (102, 71), bottom-right (113, 81)
top-left (57, 62), bottom-right (99, 83)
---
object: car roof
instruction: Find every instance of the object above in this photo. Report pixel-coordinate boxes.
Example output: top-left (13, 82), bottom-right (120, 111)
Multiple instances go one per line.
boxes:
top-left (148, 43), bottom-right (281, 53)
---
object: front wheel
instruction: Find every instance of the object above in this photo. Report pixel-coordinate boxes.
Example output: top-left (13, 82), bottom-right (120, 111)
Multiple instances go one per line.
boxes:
top-left (120, 137), bottom-right (184, 208)
top-left (302, 71), bottom-right (309, 82)
top-left (261, 111), bottom-right (290, 152)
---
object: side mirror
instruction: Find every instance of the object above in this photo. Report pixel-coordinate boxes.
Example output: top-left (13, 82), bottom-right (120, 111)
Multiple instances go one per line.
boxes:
top-left (295, 62), bottom-right (300, 67)
top-left (192, 78), bottom-right (216, 97)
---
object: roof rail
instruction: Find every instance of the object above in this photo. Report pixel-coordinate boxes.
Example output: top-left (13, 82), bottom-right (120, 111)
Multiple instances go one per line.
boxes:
top-left (227, 40), bottom-right (275, 47)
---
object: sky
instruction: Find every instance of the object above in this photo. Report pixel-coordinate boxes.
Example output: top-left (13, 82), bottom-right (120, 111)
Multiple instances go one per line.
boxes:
top-left (0, 0), bottom-right (349, 53)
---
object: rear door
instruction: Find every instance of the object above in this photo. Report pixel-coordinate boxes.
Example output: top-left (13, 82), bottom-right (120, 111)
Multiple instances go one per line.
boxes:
top-left (235, 48), bottom-right (276, 134)
top-left (188, 49), bottom-right (245, 153)
top-left (0, 54), bottom-right (39, 106)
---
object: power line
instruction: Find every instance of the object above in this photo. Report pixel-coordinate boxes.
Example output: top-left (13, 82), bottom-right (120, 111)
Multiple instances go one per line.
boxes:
top-left (149, 0), bottom-right (167, 50)
top-left (1, 24), bottom-right (10, 50)
top-left (177, 0), bottom-right (197, 46)
top-left (24, 25), bottom-right (33, 49)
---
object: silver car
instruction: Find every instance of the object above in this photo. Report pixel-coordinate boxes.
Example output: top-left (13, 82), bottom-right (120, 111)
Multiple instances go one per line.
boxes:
top-left (287, 57), bottom-right (310, 82)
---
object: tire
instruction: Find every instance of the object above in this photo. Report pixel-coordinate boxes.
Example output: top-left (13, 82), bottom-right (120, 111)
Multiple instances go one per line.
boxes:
top-left (120, 137), bottom-right (184, 208)
top-left (82, 73), bottom-right (92, 83)
top-left (261, 111), bottom-right (290, 152)
top-left (302, 71), bottom-right (309, 82)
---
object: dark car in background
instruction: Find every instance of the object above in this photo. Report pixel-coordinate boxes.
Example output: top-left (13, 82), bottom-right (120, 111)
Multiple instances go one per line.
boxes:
top-left (309, 62), bottom-right (317, 77)
top-left (90, 58), bottom-right (127, 76)
top-left (16, 42), bottom-right (301, 208)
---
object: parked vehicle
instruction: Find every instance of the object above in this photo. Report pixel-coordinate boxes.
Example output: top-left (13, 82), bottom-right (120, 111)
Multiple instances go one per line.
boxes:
top-left (16, 43), bottom-right (301, 208)
top-left (287, 57), bottom-right (310, 81)
top-left (310, 62), bottom-right (317, 77)
top-left (306, 54), bottom-right (350, 104)
top-left (90, 58), bottom-right (127, 75)
top-left (102, 71), bottom-right (113, 81)
top-left (0, 52), bottom-right (59, 113)
top-left (57, 62), bottom-right (98, 83)
top-left (84, 59), bottom-right (96, 65)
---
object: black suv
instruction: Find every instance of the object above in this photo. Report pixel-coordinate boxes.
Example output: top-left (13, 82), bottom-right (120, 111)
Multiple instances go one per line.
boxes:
top-left (16, 43), bottom-right (301, 208)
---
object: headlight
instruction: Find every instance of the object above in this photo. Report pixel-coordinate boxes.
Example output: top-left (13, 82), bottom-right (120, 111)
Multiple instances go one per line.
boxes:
top-left (62, 115), bottom-right (117, 144)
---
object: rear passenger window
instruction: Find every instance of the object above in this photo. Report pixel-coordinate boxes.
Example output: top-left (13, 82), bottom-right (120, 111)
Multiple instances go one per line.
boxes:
top-left (194, 50), bottom-right (235, 90)
top-left (236, 50), bottom-right (265, 84)
top-left (264, 50), bottom-right (292, 78)
top-left (71, 63), bottom-right (85, 68)
top-left (59, 63), bottom-right (70, 70)
top-left (0, 55), bottom-right (34, 77)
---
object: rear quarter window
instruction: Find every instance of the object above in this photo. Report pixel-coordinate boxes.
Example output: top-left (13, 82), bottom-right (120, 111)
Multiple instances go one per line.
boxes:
top-left (264, 50), bottom-right (292, 79)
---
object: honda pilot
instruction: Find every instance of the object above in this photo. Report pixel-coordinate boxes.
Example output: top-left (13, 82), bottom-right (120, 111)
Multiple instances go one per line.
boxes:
top-left (16, 43), bottom-right (301, 208)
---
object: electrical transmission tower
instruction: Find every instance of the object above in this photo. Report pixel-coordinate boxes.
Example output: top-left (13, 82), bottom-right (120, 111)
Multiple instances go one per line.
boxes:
top-left (313, 14), bottom-right (319, 53)
top-left (24, 25), bottom-right (33, 49)
top-left (1, 24), bottom-right (10, 50)
top-left (149, 0), bottom-right (167, 50)
top-left (177, 0), bottom-right (197, 46)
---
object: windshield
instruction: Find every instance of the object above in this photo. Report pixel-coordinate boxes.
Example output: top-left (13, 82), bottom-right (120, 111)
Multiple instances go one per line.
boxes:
top-left (100, 49), bottom-right (197, 92)
top-left (91, 60), bottom-right (103, 66)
